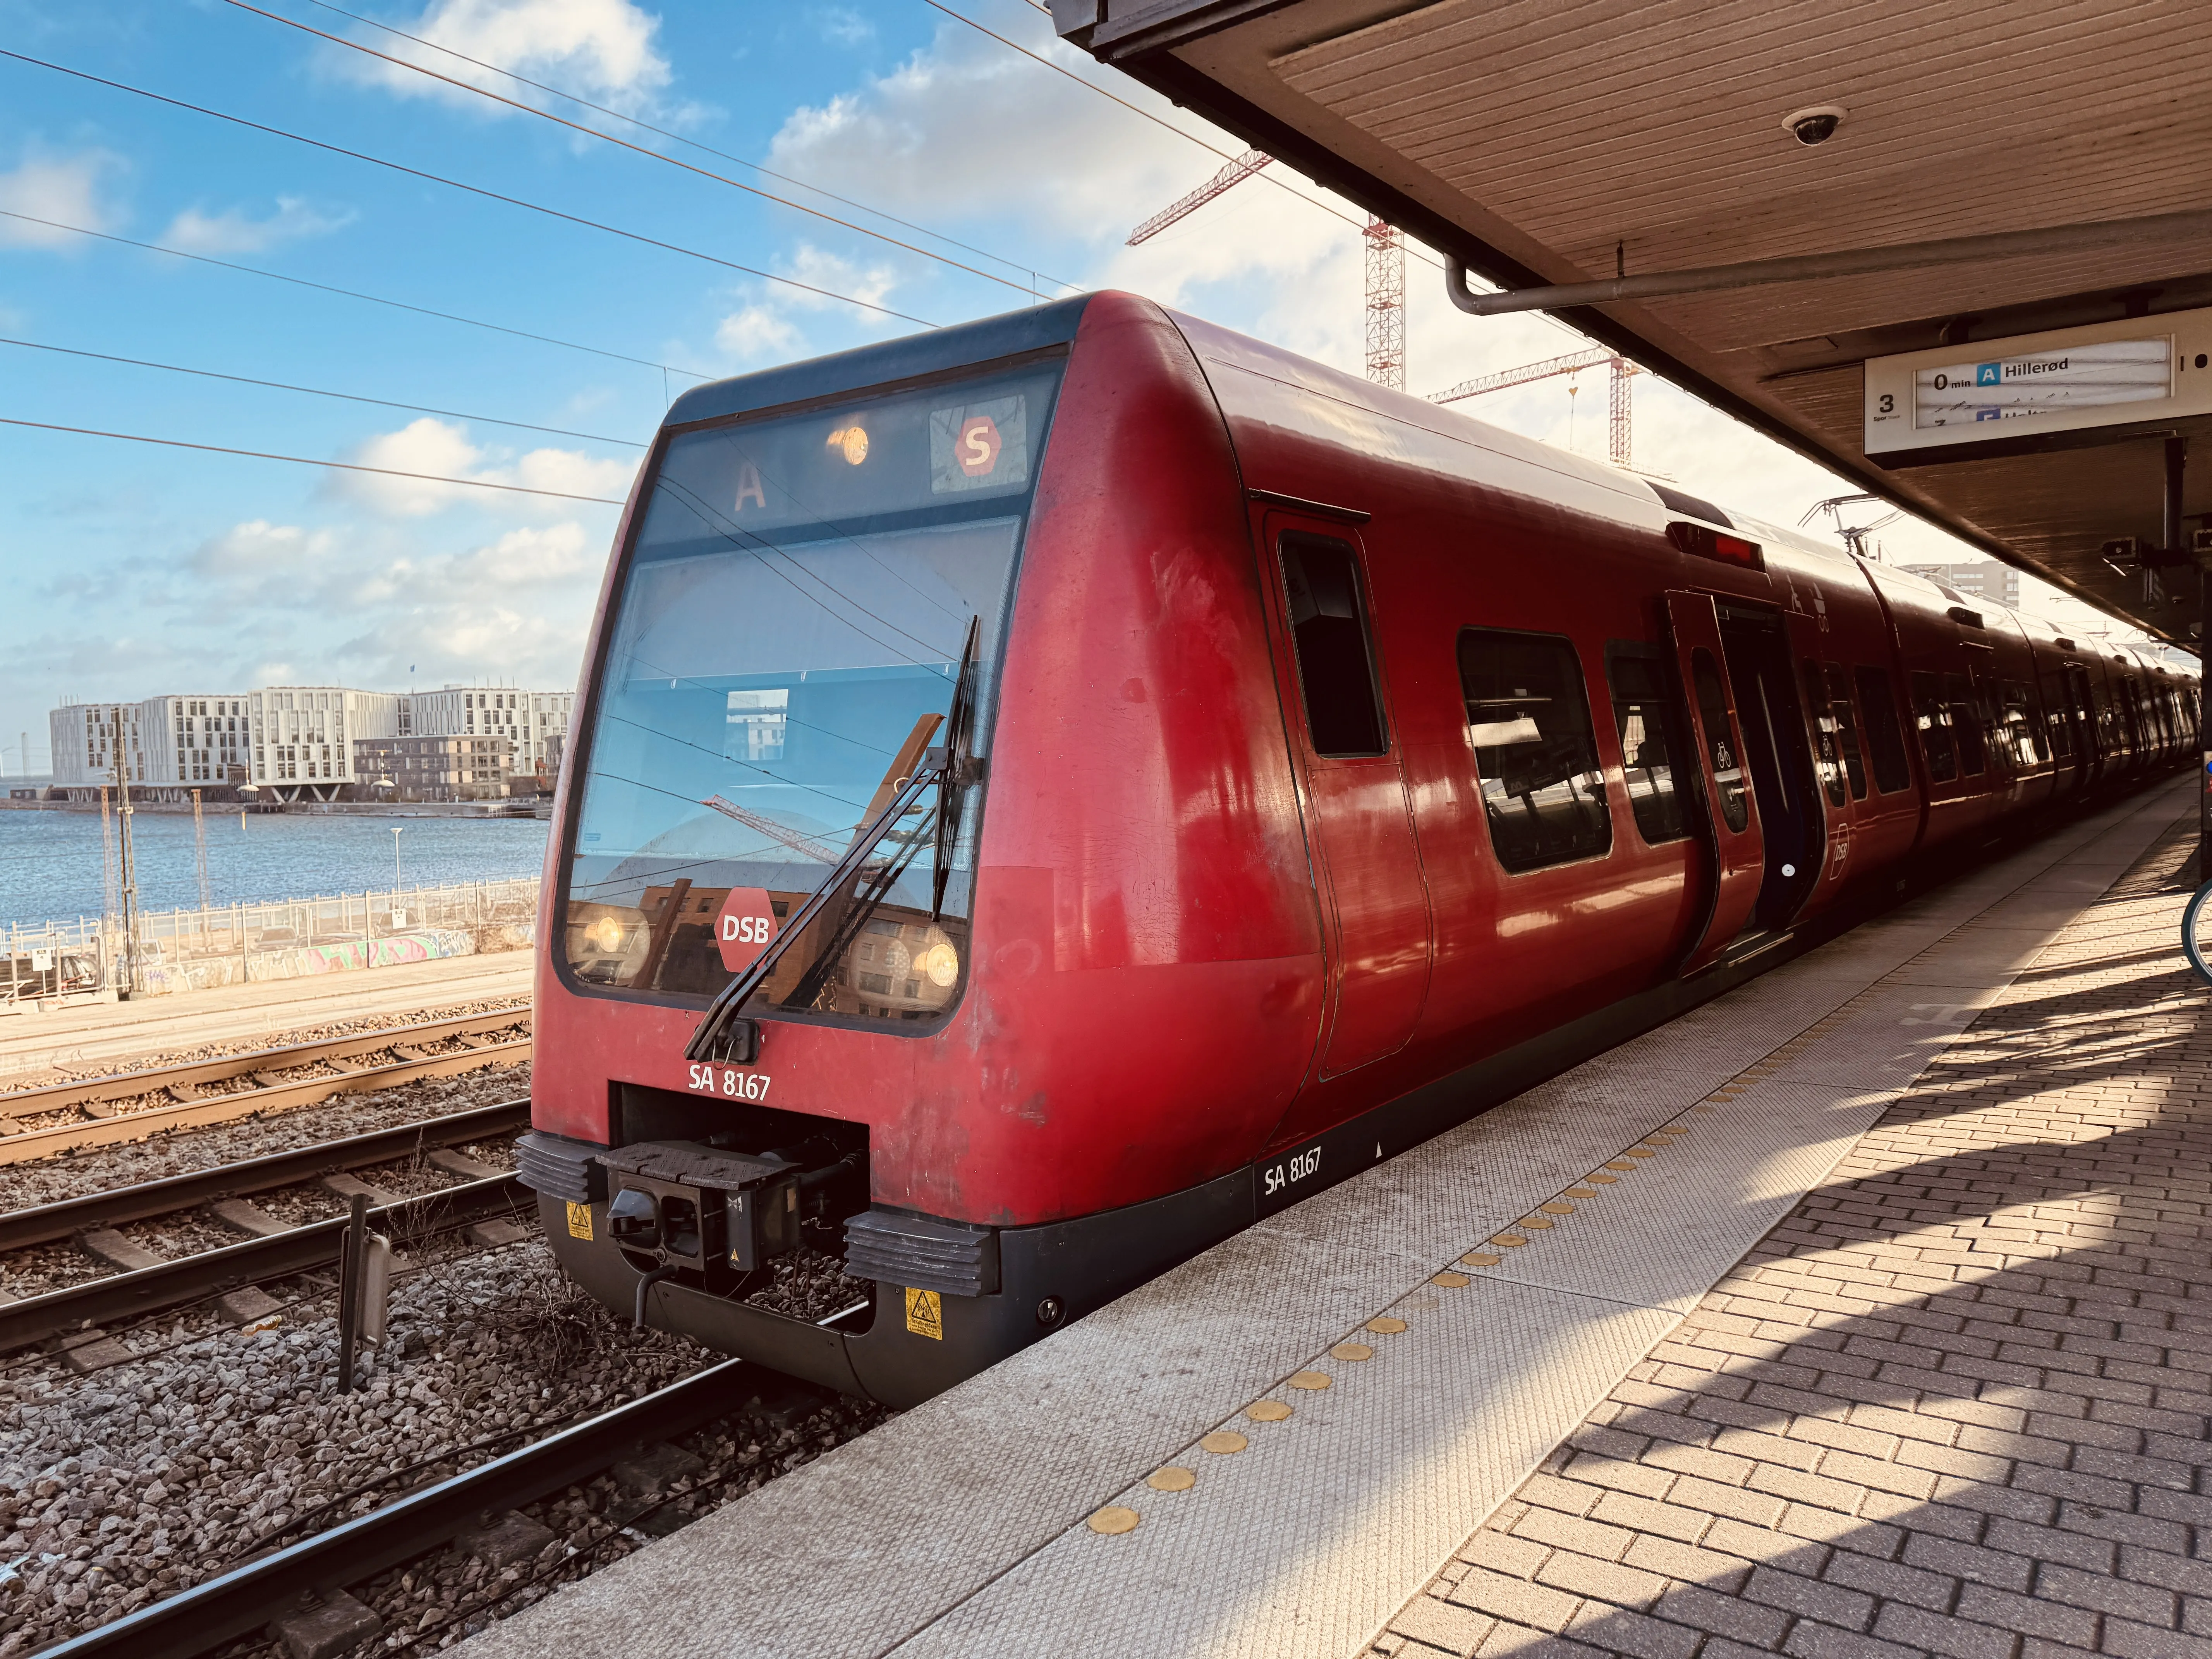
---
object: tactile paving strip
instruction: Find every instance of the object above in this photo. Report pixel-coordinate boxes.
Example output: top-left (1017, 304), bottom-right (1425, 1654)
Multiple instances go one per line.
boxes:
top-left (462, 781), bottom-right (2191, 1659)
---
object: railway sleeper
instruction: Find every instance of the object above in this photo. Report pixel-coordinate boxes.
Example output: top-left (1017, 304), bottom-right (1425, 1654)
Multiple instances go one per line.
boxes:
top-left (455, 1510), bottom-right (558, 1571)
top-left (267, 1589), bottom-right (381, 1659)
top-left (210, 1197), bottom-right (290, 1238)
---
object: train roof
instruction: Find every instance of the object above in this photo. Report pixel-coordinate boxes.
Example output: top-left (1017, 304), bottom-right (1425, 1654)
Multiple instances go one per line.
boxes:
top-left (657, 296), bottom-right (2195, 680)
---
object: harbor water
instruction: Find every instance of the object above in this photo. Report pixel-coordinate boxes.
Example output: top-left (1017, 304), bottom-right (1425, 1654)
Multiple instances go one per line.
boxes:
top-left (0, 809), bottom-right (550, 929)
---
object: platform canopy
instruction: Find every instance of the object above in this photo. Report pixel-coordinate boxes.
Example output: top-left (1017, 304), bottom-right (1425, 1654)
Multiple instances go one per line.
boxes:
top-left (1053, 0), bottom-right (2212, 644)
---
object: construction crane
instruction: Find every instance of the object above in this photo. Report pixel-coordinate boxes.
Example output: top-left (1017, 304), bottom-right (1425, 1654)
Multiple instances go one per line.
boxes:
top-left (701, 795), bottom-right (842, 864)
top-left (1429, 346), bottom-right (1640, 469)
top-left (1127, 149), bottom-right (1407, 391)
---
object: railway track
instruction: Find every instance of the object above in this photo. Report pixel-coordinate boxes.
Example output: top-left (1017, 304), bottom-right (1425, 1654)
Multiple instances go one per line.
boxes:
top-left (41, 1355), bottom-right (776, 1659)
top-left (0, 1098), bottom-right (532, 1357)
top-left (0, 1008), bottom-right (532, 1162)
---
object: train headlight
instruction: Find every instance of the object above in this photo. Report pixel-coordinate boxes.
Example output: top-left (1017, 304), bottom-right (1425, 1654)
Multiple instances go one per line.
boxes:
top-left (827, 426), bottom-right (869, 465)
top-left (918, 939), bottom-right (960, 988)
top-left (590, 915), bottom-right (625, 952)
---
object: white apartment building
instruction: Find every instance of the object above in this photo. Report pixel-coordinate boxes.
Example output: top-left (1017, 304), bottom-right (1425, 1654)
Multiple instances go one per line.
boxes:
top-left (248, 688), bottom-right (400, 798)
top-left (50, 702), bottom-right (151, 789)
top-left (400, 686), bottom-right (573, 779)
top-left (50, 681), bottom-right (568, 800)
top-left (147, 694), bottom-right (253, 786)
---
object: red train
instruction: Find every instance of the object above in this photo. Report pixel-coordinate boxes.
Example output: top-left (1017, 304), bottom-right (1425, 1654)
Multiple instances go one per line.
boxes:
top-left (519, 292), bottom-right (2197, 1406)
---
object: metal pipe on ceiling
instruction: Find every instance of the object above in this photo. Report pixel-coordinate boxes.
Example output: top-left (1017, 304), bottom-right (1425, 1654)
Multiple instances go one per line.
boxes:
top-left (1445, 209), bottom-right (2212, 317)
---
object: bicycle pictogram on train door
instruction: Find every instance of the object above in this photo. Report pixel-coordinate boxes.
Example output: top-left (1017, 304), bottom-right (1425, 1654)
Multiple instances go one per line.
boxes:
top-left (1665, 591), bottom-right (1765, 975)
top-left (1260, 513), bottom-right (1433, 1082)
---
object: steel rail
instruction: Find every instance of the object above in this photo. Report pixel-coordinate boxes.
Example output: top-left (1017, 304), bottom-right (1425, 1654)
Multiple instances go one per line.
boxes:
top-left (0, 1098), bottom-right (531, 1250)
top-left (0, 1016), bottom-right (531, 1165)
top-left (0, 1006), bottom-right (530, 1111)
top-left (41, 1356), bottom-right (761, 1659)
top-left (0, 1174), bottom-right (527, 1353)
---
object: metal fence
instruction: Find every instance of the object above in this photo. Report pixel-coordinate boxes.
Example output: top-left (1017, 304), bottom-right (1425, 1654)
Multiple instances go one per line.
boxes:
top-left (2, 877), bottom-right (541, 1000)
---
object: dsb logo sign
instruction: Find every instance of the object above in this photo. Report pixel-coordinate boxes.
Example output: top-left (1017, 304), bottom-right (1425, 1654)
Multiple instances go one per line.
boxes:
top-left (714, 888), bottom-right (780, 972)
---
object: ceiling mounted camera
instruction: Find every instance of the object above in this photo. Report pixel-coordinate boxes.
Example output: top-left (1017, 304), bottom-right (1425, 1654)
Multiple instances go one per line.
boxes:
top-left (1783, 105), bottom-right (1848, 145)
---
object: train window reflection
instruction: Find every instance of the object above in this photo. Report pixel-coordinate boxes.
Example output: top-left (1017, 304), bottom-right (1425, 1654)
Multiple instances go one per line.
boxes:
top-left (1910, 671), bottom-right (1958, 782)
top-left (1460, 629), bottom-right (1611, 872)
top-left (1822, 664), bottom-right (1868, 800)
top-left (1279, 534), bottom-right (1388, 757)
top-left (1603, 647), bottom-right (1688, 845)
top-left (1946, 673), bottom-right (1987, 775)
top-left (1802, 660), bottom-right (1847, 809)
top-left (1690, 650), bottom-right (1749, 833)
top-left (1854, 667), bottom-right (1913, 794)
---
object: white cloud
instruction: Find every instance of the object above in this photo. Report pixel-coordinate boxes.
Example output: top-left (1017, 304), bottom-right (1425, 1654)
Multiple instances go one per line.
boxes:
top-left (715, 302), bottom-right (802, 363)
top-left (812, 5), bottom-right (875, 46)
top-left (0, 146), bottom-right (126, 247)
top-left (319, 418), bottom-right (634, 518)
top-left (332, 0), bottom-right (673, 117)
top-left (160, 195), bottom-right (356, 256)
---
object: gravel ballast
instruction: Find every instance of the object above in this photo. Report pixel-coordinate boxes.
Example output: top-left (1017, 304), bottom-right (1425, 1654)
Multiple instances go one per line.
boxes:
top-left (0, 1064), bottom-right (531, 1216)
top-left (0, 1237), bottom-right (891, 1655)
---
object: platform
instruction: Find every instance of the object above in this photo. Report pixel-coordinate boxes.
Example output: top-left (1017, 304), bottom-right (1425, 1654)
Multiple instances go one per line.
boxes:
top-left (465, 778), bottom-right (2202, 1659)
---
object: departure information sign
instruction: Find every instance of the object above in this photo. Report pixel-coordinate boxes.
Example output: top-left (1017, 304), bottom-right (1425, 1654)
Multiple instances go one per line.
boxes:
top-left (1865, 307), bottom-right (2212, 460)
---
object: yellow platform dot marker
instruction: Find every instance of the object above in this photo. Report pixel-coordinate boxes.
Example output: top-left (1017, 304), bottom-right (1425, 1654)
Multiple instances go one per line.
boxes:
top-left (1288, 1370), bottom-right (1332, 1390)
top-left (1089, 1506), bottom-right (1140, 1534)
top-left (1148, 1467), bottom-right (1195, 1492)
top-left (1539, 1200), bottom-right (1575, 1215)
top-left (1331, 1341), bottom-right (1374, 1362)
top-left (1432, 1270), bottom-right (1470, 1288)
top-left (1200, 1429), bottom-right (1248, 1455)
top-left (1492, 1233), bottom-right (1528, 1247)
top-left (1460, 1252), bottom-right (1502, 1267)
top-left (1519, 1216), bottom-right (1554, 1230)
top-left (1247, 1400), bottom-right (1293, 1422)
top-left (1564, 1187), bottom-right (1598, 1199)
top-left (1625, 1147), bottom-right (1657, 1158)
top-left (1366, 1316), bottom-right (1408, 1334)
top-left (1604, 1161), bottom-right (1637, 1172)
top-left (1585, 1173), bottom-right (1618, 1185)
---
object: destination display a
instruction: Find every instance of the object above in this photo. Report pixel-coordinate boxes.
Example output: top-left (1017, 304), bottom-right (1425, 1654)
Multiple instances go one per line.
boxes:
top-left (1864, 307), bottom-right (2212, 460)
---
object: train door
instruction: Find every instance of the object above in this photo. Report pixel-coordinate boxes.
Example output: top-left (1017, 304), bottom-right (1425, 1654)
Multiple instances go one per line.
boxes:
top-left (1717, 605), bottom-right (1824, 931)
top-left (2066, 663), bottom-right (2104, 787)
top-left (1664, 592), bottom-right (1763, 973)
top-left (1264, 519), bottom-right (1433, 1078)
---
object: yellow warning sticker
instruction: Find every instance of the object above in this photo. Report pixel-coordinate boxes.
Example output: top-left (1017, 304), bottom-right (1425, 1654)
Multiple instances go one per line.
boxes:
top-left (565, 1201), bottom-right (594, 1241)
top-left (904, 1286), bottom-right (943, 1341)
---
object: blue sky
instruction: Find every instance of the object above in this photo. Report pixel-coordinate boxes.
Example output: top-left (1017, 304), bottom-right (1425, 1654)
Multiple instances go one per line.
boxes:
top-left (0, 0), bottom-right (2116, 778)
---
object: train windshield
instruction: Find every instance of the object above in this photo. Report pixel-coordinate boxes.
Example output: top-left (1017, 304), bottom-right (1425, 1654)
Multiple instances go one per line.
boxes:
top-left (562, 361), bottom-right (1061, 1024)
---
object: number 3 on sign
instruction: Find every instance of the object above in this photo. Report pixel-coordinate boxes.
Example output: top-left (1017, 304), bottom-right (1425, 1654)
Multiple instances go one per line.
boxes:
top-left (685, 1063), bottom-right (771, 1102)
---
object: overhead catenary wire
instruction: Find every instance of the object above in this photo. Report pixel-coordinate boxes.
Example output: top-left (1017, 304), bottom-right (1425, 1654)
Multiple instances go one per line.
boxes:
top-left (0, 337), bottom-right (647, 448)
top-left (0, 210), bottom-right (715, 381)
top-left (226, 0), bottom-right (1061, 303)
top-left (0, 417), bottom-right (630, 505)
top-left (0, 48), bottom-right (939, 329)
top-left (917, 0), bottom-right (1600, 349)
top-left (290, 0), bottom-right (1081, 297)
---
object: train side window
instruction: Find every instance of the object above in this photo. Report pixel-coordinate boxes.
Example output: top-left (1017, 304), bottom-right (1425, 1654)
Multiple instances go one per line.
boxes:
top-left (1460, 628), bottom-right (1611, 871)
top-left (1603, 646), bottom-right (1690, 845)
top-left (1802, 659), bottom-right (1846, 808)
top-left (1945, 672), bottom-right (1986, 775)
top-left (2040, 669), bottom-right (2076, 759)
top-left (2001, 682), bottom-right (2044, 766)
top-left (1689, 649), bottom-right (1750, 832)
top-left (1853, 666), bottom-right (1913, 794)
top-left (1910, 670), bottom-right (1959, 783)
top-left (1822, 664), bottom-right (1868, 800)
top-left (1278, 533), bottom-right (1387, 757)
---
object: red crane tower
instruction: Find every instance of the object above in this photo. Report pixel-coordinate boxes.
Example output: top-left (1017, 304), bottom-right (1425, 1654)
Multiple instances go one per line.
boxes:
top-left (1127, 150), bottom-right (1406, 390)
top-left (1429, 346), bottom-right (1640, 469)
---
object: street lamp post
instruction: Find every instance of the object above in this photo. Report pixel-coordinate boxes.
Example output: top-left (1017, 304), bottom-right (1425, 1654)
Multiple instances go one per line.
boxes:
top-left (391, 826), bottom-right (403, 891)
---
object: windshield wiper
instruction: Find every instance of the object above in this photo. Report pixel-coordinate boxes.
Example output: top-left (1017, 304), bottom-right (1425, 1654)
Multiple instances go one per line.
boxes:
top-left (685, 617), bottom-right (987, 1064)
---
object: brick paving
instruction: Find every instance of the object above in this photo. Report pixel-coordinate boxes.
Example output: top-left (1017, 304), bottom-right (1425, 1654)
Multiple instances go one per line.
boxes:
top-left (1376, 821), bottom-right (2212, 1659)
